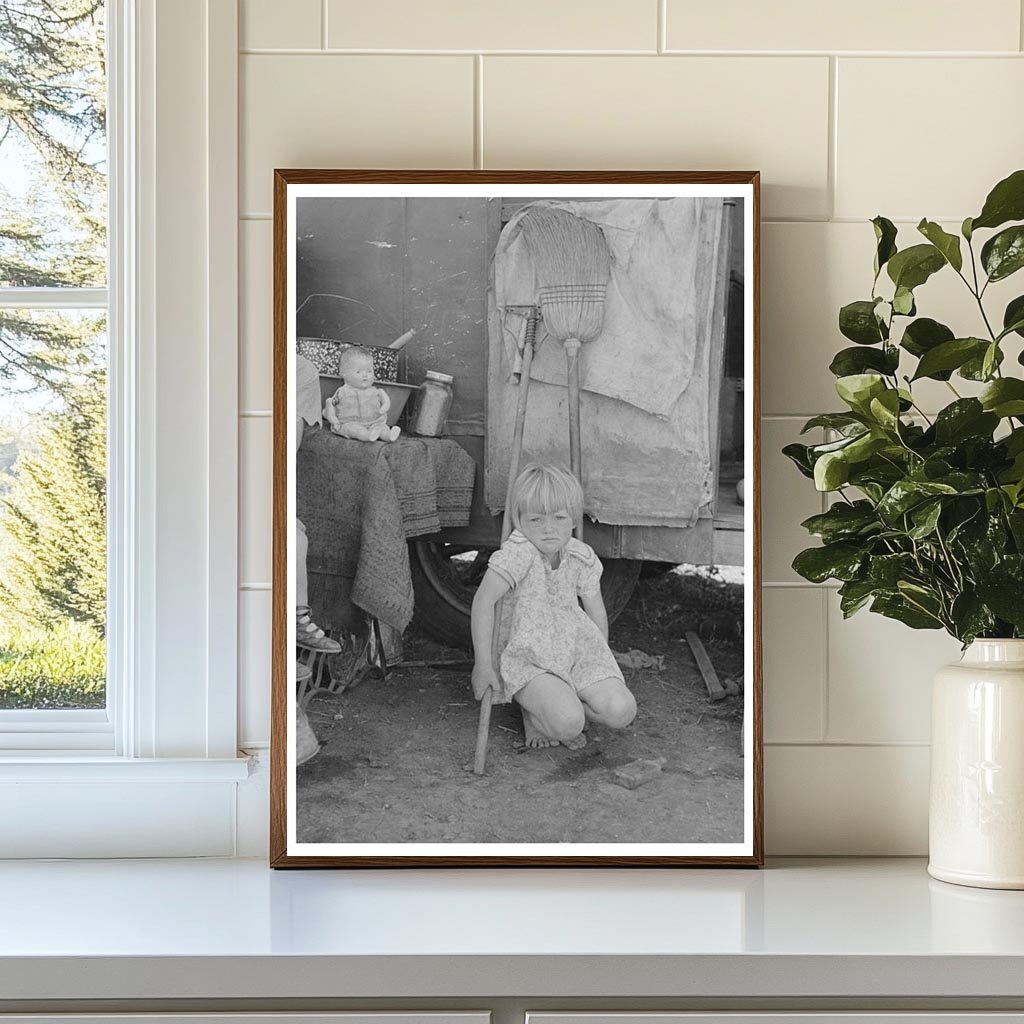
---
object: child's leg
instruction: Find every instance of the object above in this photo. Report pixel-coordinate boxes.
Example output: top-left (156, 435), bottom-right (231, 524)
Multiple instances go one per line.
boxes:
top-left (578, 677), bottom-right (637, 730)
top-left (513, 673), bottom-right (586, 748)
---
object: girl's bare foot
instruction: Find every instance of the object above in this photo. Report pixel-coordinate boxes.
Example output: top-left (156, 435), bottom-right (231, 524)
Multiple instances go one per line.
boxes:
top-left (522, 709), bottom-right (559, 748)
top-left (562, 732), bottom-right (587, 750)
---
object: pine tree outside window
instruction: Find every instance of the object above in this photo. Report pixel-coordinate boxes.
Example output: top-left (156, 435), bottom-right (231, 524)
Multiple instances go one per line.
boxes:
top-left (0, 2), bottom-right (109, 724)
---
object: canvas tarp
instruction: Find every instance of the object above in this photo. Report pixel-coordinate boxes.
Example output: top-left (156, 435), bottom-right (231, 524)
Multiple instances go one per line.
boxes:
top-left (486, 197), bottom-right (728, 528)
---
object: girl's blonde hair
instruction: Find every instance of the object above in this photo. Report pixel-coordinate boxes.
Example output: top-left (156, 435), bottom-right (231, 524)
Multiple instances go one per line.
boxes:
top-left (339, 346), bottom-right (374, 376)
top-left (509, 462), bottom-right (582, 530)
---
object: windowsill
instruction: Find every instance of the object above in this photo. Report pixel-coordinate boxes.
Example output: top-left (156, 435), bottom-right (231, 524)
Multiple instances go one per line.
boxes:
top-left (0, 857), bottom-right (1023, 1004)
top-left (0, 754), bottom-right (252, 781)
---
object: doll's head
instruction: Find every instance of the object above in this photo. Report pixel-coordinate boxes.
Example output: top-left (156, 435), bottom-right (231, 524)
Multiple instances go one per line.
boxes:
top-left (508, 463), bottom-right (582, 555)
top-left (339, 347), bottom-right (375, 390)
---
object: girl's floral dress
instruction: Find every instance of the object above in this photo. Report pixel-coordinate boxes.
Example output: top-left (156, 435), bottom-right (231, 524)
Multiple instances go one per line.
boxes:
top-left (488, 530), bottom-right (625, 703)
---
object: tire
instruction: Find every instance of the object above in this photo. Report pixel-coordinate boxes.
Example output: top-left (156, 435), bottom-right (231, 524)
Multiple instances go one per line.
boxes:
top-left (409, 539), bottom-right (641, 650)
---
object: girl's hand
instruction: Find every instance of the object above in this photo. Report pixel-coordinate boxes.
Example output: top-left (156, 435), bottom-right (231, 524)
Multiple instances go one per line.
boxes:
top-left (471, 661), bottom-right (500, 700)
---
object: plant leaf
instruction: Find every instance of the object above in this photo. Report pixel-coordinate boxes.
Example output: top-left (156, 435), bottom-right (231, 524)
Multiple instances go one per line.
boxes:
top-left (792, 543), bottom-right (865, 584)
top-left (911, 337), bottom-right (987, 380)
top-left (886, 243), bottom-right (946, 291)
top-left (917, 219), bottom-right (963, 272)
top-left (900, 318), bottom-right (955, 371)
top-left (782, 442), bottom-right (815, 479)
top-left (872, 216), bottom-right (898, 277)
top-left (960, 344), bottom-right (1004, 381)
top-left (839, 299), bottom-right (887, 345)
top-left (800, 412), bottom-right (865, 435)
top-left (971, 168), bottom-right (1024, 232)
top-left (814, 450), bottom-right (851, 491)
top-left (908, 500), bottom-right (942, 539)
top-left (981, 225), bottom-right (1024, 282)
top-left (829, 345), bottom-right (899, 378)
top-left (871, 594), bottom-right (943, 630)
top-left (1003, 295), bottom-right (1024, 340)
top-left (934, 399), bottom-right (999, 444)
top-left (892, 286), bottom-right (916, 316)
top-left (877, 479), bottom-right (958, 524)
top-left (835, 373), bottom-right (886, 413)
top-left (980, 378), bottom-right (1024, 418)
top-left (950, 593), bottom-right (996, 644)
top-left (800, 501), bottom-right (879, 543)
top-left (976, 578), bottom-right (1024, 629)
top-left (982, 341), bottom-right (1000, 381)
top-left (868, 389), bottom-right (902, 431)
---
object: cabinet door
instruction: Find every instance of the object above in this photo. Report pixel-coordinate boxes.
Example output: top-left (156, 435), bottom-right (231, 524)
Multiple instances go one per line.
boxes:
top-left (529, 1016), bottom-right (1024, 1024)
top-left (0, 1014), bottom-right (490, 1024)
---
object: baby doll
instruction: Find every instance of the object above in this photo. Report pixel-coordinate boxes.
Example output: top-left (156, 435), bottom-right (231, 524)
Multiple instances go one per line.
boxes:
top-left (323, 347), bottom-right (401, 443)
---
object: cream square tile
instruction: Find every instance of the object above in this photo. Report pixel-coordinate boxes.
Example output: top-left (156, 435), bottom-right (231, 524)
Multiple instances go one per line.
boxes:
top-left (240, 416), bottom-right (273, 586)
top-left (666, 0), bottom-right (1020, 53)
top-left (483, 56), bottom-right (830, 220)
top-left (240, 219), bottom-right (273, 412)
top-left (826, 596), bottom-right (962, 744)
top-left (241, 55), bottom-right (474, 214)
top-left (762, 588), bottom-right (824, 743)
top-left (766, 745), bottom-right (929, 854)
top-left (242, 0), bottom-right (321, 50)
top-left (239, 589), bottom-right (272, 747)
top-left (836, 59), bottom-right (1024, 221)
top-left (328, 0), bottom-right (656, 51)
top-left (761, 417), bottom-right (824, 584)
top-left (763, 221), bottom-right (1022, 416)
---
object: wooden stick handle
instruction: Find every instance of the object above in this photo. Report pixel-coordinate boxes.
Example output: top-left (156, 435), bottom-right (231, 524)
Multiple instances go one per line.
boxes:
top-left (565, 338), bottom-right (583, 538)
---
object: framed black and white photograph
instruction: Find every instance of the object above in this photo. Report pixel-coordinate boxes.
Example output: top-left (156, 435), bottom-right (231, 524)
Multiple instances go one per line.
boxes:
top-left (271, 170), bottom-right (762, 867)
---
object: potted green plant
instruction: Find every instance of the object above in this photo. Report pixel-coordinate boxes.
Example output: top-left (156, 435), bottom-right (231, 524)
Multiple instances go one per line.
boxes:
top-left (785, 169), bottom-right (1024, 889)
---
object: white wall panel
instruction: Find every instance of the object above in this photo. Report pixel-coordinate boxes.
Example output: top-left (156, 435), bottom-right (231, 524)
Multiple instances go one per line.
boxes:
top-left (836, 58), bottom-right (1024, 220)
top-left (328, 0), bottom-right (656, 51)
top-left (765, 744), bottom-right (930, 854)
top-left (242, 0), bottom-right (322, 50)
top-left (483, 56), bottom-right (831, 220)
top-left (240, 416), bottom-right (273, 587)
top-left (666, 0), bottom-right (1021, 52)
top-left (240, 219), bottom-right (273, 412)
top-left (762, 588), bottom-right (825, 743)
top-left (240, 55), bottom-right (475, 214)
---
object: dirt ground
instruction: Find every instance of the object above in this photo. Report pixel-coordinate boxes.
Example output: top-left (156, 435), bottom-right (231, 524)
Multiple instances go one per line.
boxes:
top-left (296, 567), bottom-right (746, 844)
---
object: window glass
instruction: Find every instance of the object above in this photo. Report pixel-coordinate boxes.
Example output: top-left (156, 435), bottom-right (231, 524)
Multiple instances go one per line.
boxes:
top-left (0, 1), bottom-right (106, 287)
top-left (0, 1), bottom-right (107, 711)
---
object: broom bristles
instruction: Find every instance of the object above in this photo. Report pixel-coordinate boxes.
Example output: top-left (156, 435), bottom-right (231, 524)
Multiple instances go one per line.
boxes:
top-left (517, 207), bottom-right (610, 343)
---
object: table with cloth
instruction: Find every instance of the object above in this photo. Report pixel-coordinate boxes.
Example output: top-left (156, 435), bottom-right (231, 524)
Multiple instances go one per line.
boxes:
top-left (297, 428), bottom-right (476, 634)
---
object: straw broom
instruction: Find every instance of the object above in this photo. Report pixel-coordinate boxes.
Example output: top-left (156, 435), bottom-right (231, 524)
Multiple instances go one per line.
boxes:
top-left (516, 206), bottom-right (611, 536)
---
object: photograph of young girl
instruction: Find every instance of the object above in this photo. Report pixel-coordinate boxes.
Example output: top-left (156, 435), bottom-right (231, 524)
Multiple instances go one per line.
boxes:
top-left (275, 174), bottom-right (760, 865)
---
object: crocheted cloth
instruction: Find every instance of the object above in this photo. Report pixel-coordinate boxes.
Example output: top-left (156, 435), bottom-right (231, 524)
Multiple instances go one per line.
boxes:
top-left (297, 430), bottom-right (476, 631)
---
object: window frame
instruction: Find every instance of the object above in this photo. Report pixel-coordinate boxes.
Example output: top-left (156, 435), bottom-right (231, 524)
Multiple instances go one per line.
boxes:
top-left (0, 0), bottom-right (245, 798)
top-left (0, 3), bottom-right (121, 752)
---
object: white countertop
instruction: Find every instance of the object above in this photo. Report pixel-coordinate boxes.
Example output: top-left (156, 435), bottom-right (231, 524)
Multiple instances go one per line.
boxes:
top-left (2, 857), bottom-right (1024, 1002)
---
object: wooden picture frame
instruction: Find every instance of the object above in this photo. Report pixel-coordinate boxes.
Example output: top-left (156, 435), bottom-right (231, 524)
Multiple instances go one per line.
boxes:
top-left (271, 170), bottom-right (762, 867)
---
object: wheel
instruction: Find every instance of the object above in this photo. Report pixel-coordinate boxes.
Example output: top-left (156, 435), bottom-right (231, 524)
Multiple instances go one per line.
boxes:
top-left (409, 539), bottom-right (641, 650)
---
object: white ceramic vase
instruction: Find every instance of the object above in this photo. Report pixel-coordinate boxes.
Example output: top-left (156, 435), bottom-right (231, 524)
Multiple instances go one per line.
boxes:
top-left (929, 639), bottom-right (1024, 889)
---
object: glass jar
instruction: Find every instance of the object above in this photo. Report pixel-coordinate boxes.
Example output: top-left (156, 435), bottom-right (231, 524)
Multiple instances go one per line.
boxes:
top-left (410, 371), bottom-right (454, 437)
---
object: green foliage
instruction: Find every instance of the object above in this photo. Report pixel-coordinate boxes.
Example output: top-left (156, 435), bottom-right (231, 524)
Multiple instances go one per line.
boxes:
top-left (0, 3), bottom-right (108, 704)
top-left (787, 170), bottom-right (1024, 644)
top-left (0, 0), bottom-right (106, 395)
top-left (0, 375), bottom-right (106, 631)
top-left (0, 618), bottom-right (104, 709)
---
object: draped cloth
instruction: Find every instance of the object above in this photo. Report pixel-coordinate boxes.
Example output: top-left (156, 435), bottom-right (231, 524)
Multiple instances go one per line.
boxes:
top-left (297, 432), bottom-right (476, 631)
top-left (487, 198), bottom-right (731, 528)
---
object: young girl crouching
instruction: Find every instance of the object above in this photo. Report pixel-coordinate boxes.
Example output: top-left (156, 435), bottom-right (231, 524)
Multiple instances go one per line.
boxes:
top-left (471, 463), bottom-right (637, 749)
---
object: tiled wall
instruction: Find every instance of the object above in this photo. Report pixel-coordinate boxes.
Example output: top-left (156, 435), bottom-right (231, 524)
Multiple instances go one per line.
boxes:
top-left (236, 0), bottom-right (1024, 853)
